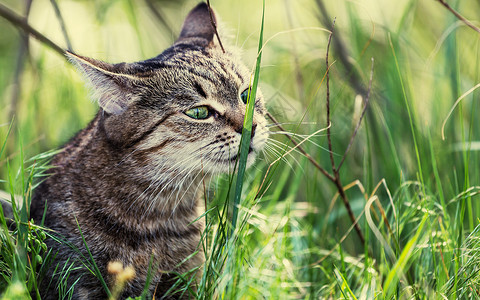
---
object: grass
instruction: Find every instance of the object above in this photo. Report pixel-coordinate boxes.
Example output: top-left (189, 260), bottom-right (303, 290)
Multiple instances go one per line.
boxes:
top-left (230, 0), bottom-right (265, 233)
top-left (1, 0), bottom-right (480, 299)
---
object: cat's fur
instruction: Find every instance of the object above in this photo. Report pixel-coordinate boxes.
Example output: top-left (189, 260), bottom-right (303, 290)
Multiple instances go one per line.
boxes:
top-left (30, 3), bottom-right (268, 299)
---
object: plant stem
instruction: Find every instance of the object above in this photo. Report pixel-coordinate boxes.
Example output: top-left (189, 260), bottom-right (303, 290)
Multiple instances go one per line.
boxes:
top-left (0, 2), bottom-right (65, 56)
top-left (436, 0), bottom-right (480, 35)
top-left (8, 0), bottom-right (32, 122)
top-left (206, 0), bottom-right (225, 53)
top-left (325, 19), bottom-right (366, 246)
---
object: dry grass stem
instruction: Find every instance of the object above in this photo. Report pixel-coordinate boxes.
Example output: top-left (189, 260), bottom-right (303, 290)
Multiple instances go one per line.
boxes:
top-left (436, 0), bottom-right (480, 34)
top-left (206, 0), bottom-right (225, 53)
top-left (0, 2), bottom-right (65, 56)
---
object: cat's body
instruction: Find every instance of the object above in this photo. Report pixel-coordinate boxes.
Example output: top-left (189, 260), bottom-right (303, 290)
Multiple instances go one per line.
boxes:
top-left (31, 3), bottom-right (268, 299)
top-left (32, 112), bottom-right (205, 298)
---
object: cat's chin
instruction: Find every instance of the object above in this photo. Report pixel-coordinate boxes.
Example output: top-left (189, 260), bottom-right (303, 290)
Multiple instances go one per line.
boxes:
top-left (206, 151), bottom-right (258, 174)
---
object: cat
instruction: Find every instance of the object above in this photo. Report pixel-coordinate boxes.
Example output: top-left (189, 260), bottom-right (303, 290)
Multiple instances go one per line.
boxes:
top-left (30, 2), bottom-right (268, 299)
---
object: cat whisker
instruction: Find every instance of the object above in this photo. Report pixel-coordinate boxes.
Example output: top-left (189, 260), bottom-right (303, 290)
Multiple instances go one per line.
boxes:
top-left (266, 138), bottom-right (308, 160)
top-left (135, 152), bottom-right (201, 216)
top-left (267, 143), bottom-right (300, 169)
top-left (117, 148), bottom-right (140, 167)
top-left (269, 131), bottom-right (326, 138)
top-left (167, 147), bottom-right (224, 215)
top-left (122, 148), bottom-right (178, 214)
top-left (170, 168), bottom-right (208, 218)
top-left (154, 147), bottom-right (217, 214)
top-left (266, 121), bottom-right (318, 128)
top-left (263, 144), bottom-right (296, 171)
top-left (127, 160), bottom-right (168, 214)
top-left (144, 146), bottom-right (211, 216)
top-left (153, 160), bottom-right (203, 214)
top-left (261, 148), bottom-right (273, 162)
top-left (268, 132), bottom-right (338, 156)
top-left (265, 138), bottom-right (319, 173)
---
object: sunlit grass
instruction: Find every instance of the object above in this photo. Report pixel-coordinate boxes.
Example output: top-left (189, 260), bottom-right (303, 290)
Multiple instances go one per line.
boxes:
top-left (1, 0), bottom-right (480, 299)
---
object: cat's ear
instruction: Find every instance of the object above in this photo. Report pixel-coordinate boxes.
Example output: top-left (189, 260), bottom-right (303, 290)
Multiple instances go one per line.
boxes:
top-left (66, 51), bottom-right (138, 115)
top-left (177, 2), bottom-right (216, 46)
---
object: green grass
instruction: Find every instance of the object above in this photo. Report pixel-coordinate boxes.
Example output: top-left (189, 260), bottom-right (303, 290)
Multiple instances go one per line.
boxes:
top-left (2, 0), bottom-right (480, 299)
top-left (231, 0), bottom-right (265, 233)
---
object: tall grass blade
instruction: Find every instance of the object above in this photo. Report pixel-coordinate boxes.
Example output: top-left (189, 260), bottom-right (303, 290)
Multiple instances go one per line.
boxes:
top-left (0, 119), bottom-right (13, 159)
top-left (334, 266), bottom-right (357, 300)
top-left (388, 34), bottom-right (425, 191)
top-left (384, 213), bottom-right (428, 298)
top-left (74, 217), bottom-right (112, 298)
top-left (231, 0), bottom-right (265, 231)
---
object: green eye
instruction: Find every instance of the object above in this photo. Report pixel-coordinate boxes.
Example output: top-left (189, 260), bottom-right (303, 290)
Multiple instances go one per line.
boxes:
top-left (240, 88), bottom-right (250, 104)
top-left (185, 106), bottom-right (210, 119)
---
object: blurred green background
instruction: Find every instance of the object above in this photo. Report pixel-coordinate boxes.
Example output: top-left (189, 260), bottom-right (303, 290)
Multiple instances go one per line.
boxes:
top-left (1, 0), bottom-right (478, 182)
top-left (1, 0), bottom-right (480, 298)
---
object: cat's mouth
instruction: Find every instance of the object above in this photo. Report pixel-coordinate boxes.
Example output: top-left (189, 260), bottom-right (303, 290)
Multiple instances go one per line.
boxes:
top-left (224, 146), bottom-right (254, 163)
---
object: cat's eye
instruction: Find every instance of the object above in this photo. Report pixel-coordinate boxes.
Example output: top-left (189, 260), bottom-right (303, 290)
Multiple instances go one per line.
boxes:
top-left (185, 106), bottom-right (210, 119)
top-left (240, 88), bottom-right (250, 104)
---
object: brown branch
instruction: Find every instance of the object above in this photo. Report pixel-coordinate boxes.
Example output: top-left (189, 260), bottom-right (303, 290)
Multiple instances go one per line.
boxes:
top-left (0, 2), bottom-right (65, 57)
top-left (266, 17), bottom-right (366, 246)
top-left (8, 0), bottom-right (32, 121)
top-left (337, 58), bottom-right (374, 171)
top-left (326, 19), bottom-right (336, 174)
top-left (206, 0), bottom-right (225, 53)
top-left (333, 179), bottom-right (365, 244)
top-left (315, 0), bottom-right (369, 99)
top-left (325, 19), bottom-right (365, 246)
top-left (436, 0), bottom-right (480, 35)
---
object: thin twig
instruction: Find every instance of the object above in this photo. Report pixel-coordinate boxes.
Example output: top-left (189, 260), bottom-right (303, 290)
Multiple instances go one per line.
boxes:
top-left (436, 0), bottom-right (480, 34)
top-left (266, 112), bottom-right (335, 182)
top-left (325, 19), bottom-right (366, 246)
top-left (266, 17), bottom-right (366, 246)
top-left (337, 58), bottom-right (374, 171)
top-left (8, 0), bottom-right (33, 121)
top-left (0, 2), bottom-right (65, 56)
top-left (315, 0), bottom-right (369, 99)
top-left (49, 0), bottom-right (73, 51)
top-left (332, 176), bottom-right (366, 244)
top-left (206, 0), bottom-right (225, 53)
top-left (326, 18), bottom-right (336, 174)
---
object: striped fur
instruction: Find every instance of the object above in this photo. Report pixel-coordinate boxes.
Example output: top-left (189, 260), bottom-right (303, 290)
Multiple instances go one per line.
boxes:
top-left (31, 2), bottom-right (268, 299)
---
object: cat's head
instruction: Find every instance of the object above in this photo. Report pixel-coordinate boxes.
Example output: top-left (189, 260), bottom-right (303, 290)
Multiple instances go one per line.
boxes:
top-left (67, 2), bottom-right (268, 178)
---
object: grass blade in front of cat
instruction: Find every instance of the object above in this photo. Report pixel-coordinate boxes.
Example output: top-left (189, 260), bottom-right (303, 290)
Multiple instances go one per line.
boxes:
top-left (74, 217), bottom-right (112, 298)
top-left (231, 0), bottom-right (265, 232)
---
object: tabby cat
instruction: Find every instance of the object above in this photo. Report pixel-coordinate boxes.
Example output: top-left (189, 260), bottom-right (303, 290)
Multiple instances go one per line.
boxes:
top-left (30, 2), bottom-right (268, 299)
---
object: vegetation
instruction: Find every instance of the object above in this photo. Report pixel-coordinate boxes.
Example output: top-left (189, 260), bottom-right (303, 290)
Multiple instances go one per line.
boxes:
top-left (1, 0), bottom-right (480, 298)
